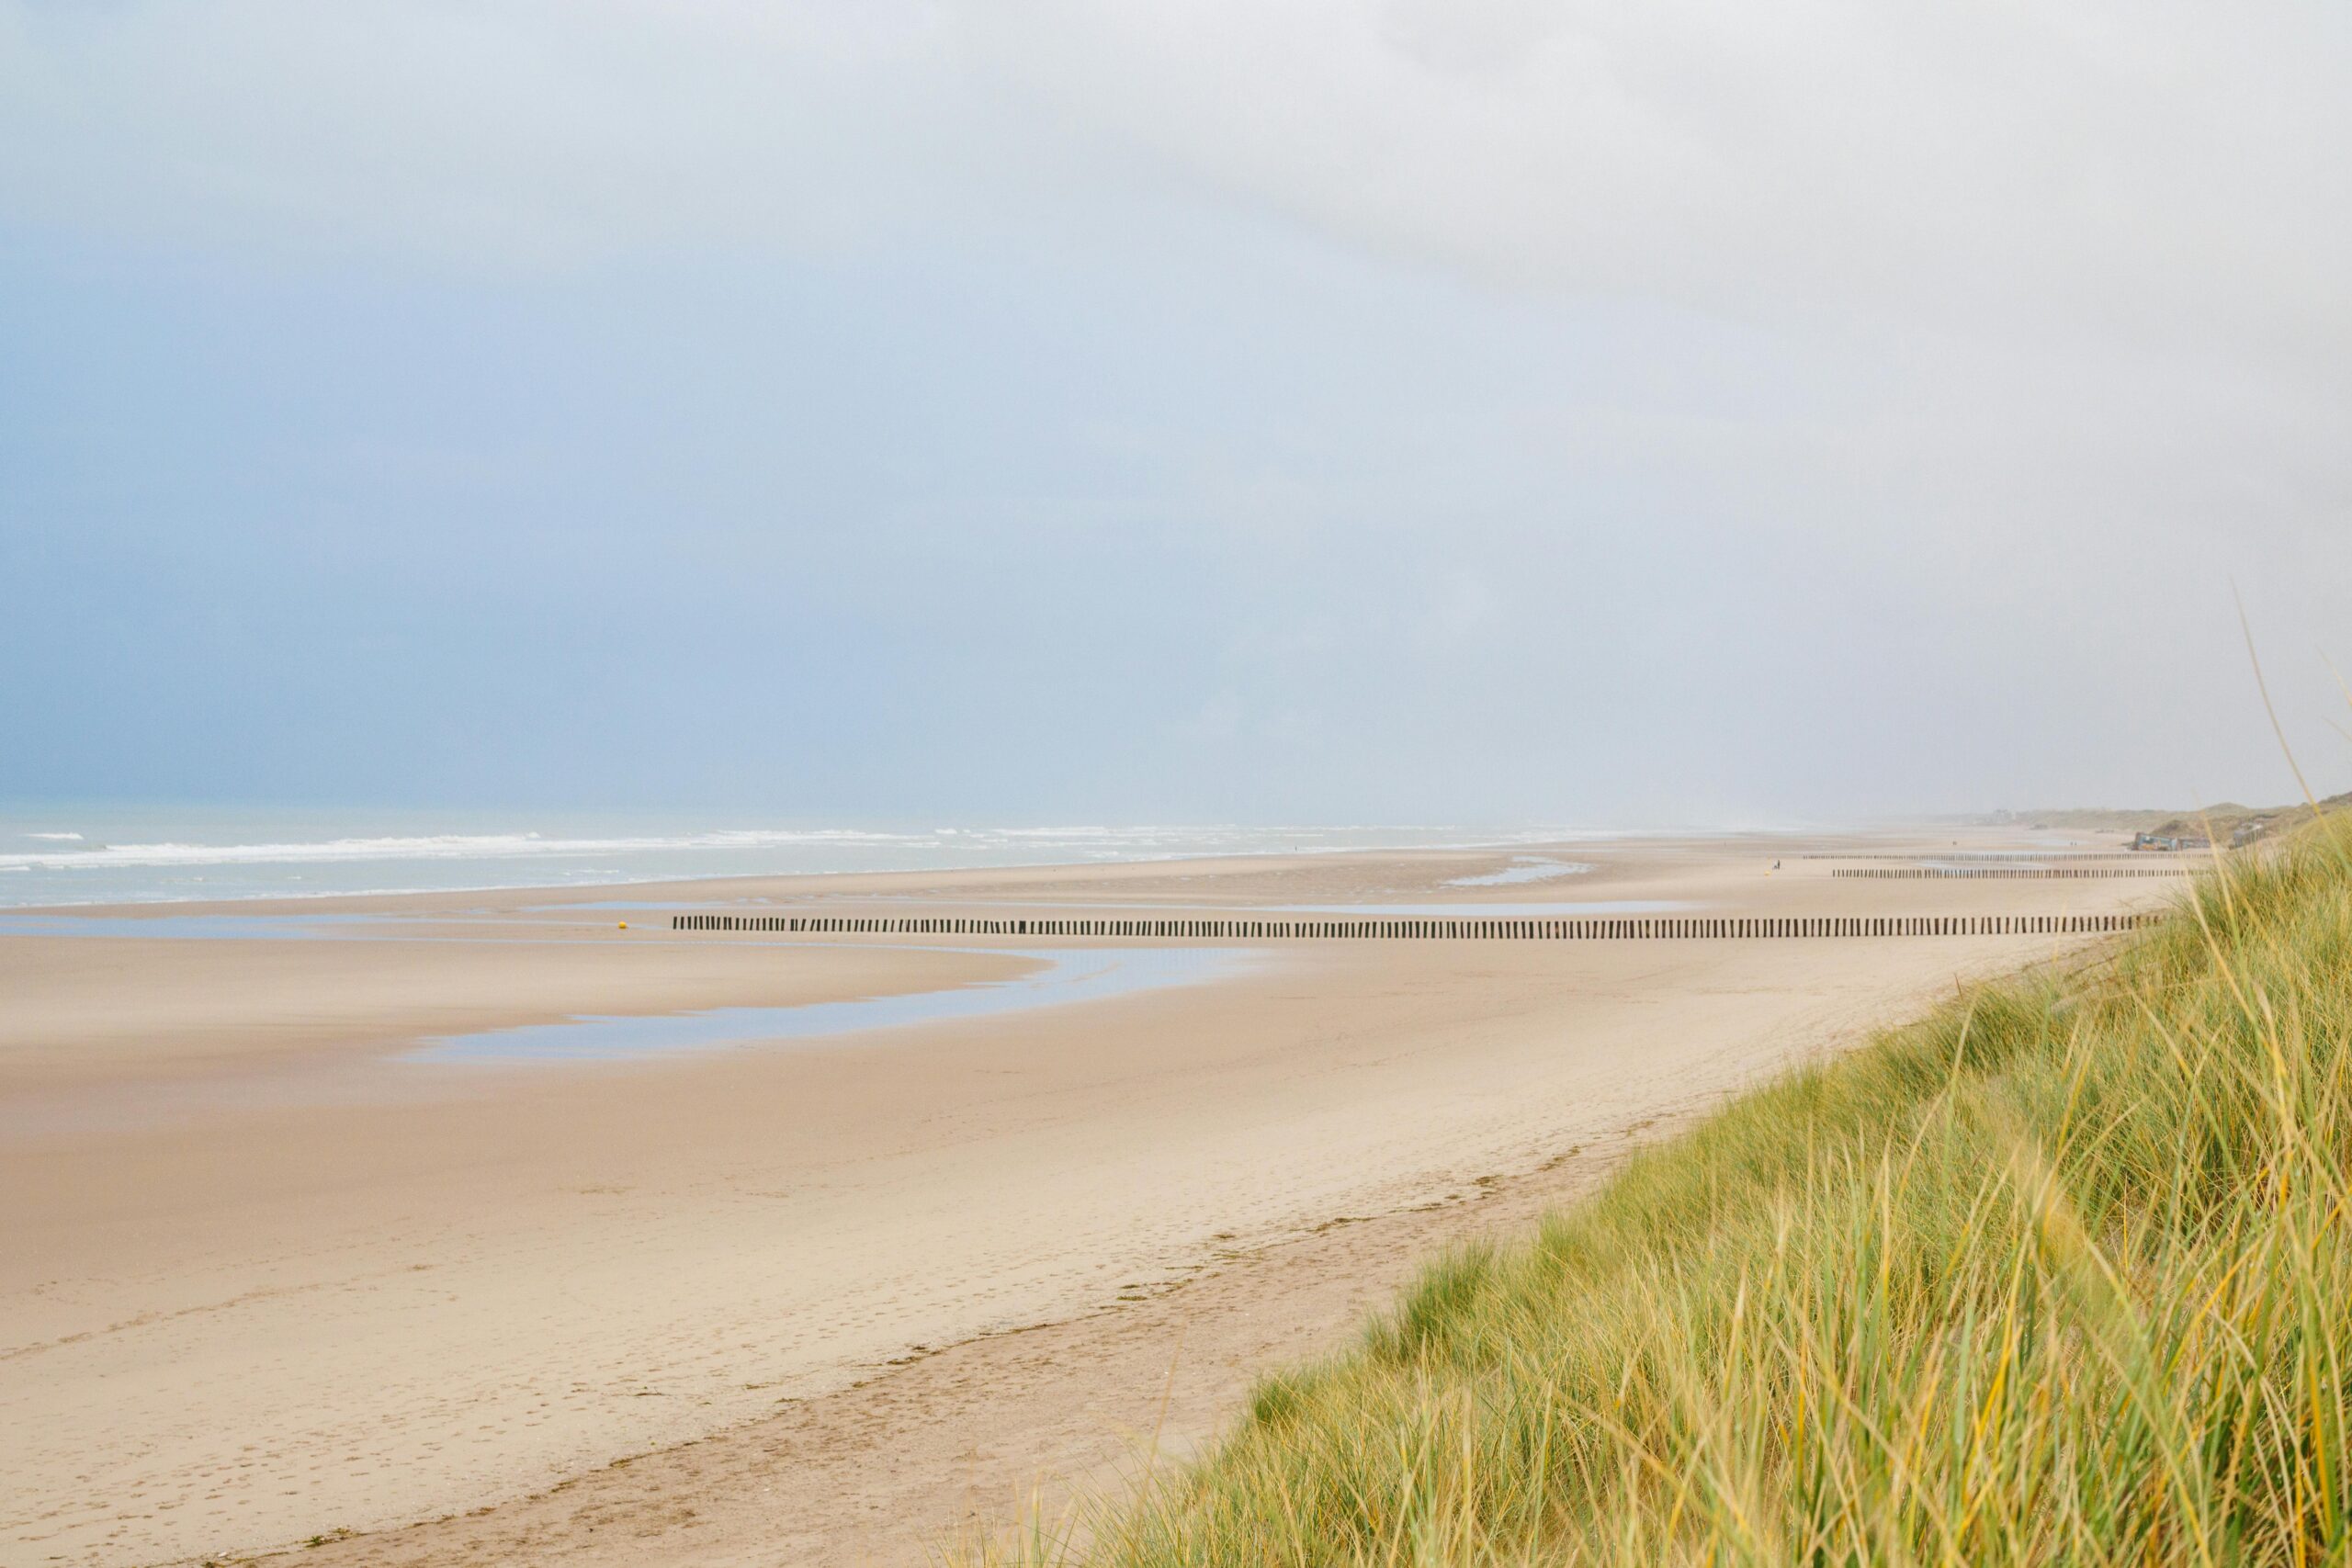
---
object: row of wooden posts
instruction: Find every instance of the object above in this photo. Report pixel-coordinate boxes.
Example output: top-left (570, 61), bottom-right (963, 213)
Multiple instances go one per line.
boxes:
top-left (1800, 852), bottom-right (2174, 862)
top-left (669, 911), bottom-right (2159, 942)
top-left (1828, 866), bottom-right (2189, 879)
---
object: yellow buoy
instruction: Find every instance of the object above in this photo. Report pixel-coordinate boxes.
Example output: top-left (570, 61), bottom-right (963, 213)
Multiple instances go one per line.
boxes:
top-left (617, 921), bottom-right (628, 930)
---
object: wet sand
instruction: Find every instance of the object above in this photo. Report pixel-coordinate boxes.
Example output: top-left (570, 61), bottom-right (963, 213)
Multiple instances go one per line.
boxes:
top-left (0, 830), bottom-right (2177, 1565)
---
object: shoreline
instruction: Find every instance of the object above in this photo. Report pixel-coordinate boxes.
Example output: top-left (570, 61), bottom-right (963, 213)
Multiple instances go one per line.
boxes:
top-left (0, 825), bottom-right (1934, 923)
top-left (0, 823), bottom-right (1756, 915)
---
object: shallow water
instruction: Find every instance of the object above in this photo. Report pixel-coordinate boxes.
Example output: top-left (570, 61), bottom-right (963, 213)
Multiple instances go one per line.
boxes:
top-left (0, 911), bottom-right (405, 941)
top-left (1443, 858), bottom-right (1593, 887)
top-left (407, 945), bottom-right (1256, 1065)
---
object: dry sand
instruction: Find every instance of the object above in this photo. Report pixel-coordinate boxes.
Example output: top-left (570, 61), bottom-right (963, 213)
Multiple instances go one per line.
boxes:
top-left (0, 831), bottom-right (2176, 1566)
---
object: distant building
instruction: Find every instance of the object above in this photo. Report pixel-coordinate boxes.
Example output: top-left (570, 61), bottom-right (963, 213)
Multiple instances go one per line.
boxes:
top-left (2133, 832), bottom-right (2211, 852)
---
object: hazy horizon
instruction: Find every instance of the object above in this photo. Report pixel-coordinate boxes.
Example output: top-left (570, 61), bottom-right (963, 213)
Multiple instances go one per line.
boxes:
top-left (5, 3), bottom-right (2346, 822)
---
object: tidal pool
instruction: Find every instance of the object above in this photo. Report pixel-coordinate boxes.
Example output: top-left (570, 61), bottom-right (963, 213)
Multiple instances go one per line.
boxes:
top-left (407, 945), bottom-right (1256, 1066)
top-left (1443, 858), bottom-right (1594, 887)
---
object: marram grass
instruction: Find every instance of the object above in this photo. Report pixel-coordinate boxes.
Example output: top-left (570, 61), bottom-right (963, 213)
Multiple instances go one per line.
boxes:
top-left (960, 826), bottom-right (2352, 1567)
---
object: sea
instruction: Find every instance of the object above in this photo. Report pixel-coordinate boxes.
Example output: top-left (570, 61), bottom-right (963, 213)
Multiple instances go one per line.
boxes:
top-left (0, 805), bottom-right (1624, 908)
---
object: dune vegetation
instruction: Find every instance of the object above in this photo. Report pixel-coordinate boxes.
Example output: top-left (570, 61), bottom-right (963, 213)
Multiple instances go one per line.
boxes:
top-left (975, 821), bottom-right (2352, 1566)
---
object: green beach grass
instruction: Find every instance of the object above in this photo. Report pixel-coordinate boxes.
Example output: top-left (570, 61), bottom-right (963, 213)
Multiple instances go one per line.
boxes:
top-left (970, 822), bottom-right (2352, 1566)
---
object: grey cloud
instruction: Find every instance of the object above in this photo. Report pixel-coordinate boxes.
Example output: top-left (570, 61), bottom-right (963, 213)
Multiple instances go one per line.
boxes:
top-left (973, 3), bottom-right (2349, 366)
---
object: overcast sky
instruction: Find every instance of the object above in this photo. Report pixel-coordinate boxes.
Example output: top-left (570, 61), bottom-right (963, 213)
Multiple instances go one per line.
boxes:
top-left (3, 1), bottom-right (2346, 824)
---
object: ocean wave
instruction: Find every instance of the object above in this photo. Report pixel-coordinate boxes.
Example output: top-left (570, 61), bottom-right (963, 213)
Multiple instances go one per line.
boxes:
top-left (0, 828), bottom-right (956, 872)
top-left (0, 823), bottom-right (1572, 874)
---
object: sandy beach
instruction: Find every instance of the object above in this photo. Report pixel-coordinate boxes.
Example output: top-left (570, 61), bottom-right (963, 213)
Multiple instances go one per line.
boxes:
top-left (1, 830), bottom-right (2178, 1566)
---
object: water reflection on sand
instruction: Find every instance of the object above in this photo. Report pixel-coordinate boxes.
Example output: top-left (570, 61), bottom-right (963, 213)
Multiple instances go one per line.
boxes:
top-left (409, 945), bottom-right (1257, 1065)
